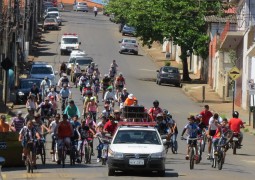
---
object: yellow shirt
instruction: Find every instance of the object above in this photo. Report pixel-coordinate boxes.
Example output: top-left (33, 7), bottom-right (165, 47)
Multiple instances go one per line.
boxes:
top-left (0, 120), bottom-right (10, 132)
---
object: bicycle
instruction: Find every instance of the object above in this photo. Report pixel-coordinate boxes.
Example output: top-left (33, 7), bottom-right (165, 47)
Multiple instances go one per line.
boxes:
top-left (61, 97), bottom-right (69, 111)
top-left (25, 141), bottom-right (36, 173)
top-left (163, 134), bottom-right (178, 154)
top-left (182, 137), bottom-right (200, 170)
top-left (59, 139), bottom-right (75, 168)
top-left (36, 138), bottom-right (46, 165)
top-left (97, 136), bottom-right (111, 165)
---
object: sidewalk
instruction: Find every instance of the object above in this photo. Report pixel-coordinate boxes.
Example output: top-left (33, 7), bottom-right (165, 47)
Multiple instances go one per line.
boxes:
top-left (141, 42), bottom-right (255, 135)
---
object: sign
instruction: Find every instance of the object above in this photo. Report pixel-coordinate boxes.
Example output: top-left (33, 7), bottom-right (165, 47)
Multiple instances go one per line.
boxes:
top-left (228, 66), bottom-right (241, 80)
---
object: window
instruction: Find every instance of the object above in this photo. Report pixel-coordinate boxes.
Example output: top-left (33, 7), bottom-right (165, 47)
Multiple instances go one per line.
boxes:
top-left (21, 80), bottom-right (41, 89)
top-left (31, 66), bottom-right (53, 74)
top-left (124, 39), bottom-right (136, 44)
top-left (62, 38), bottom-right (78, 44)
top-left (78, 2), bottom-right (87, 6)
top-left (162, 67), bottom-right (178, 73)
top-left (113, 130), bottom-right (161, 145)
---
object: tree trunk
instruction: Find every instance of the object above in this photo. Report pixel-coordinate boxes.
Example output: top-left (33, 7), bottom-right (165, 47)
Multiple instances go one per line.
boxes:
top-left (180, 46), bottom-right (191, 81)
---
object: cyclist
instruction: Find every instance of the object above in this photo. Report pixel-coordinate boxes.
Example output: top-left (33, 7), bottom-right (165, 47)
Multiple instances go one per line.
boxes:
top-left (40, 77), bottom-right (52, 101)
top-left (59, 83), bottom-right (71, 111)
top-left (207, 113), bottom-right (223, 158)
top-left (49, 113), bottom-right (60, 161)
top-left (86, 97), bottom-right (98, 122)
top-left (56, 114), bottom-right (74, 164)
top-left (100, 104), bottom-right (113, 119)
top-left (36, 98), bottom-right (53, 122)
top-left (64, 100), bottom-right (81, 119)
top-left (124, 94), bottom-right (137, 106)
top-left (212, 118), bottom-right (229, 155)
top-left (93, 79), bottom-right (100, 102)
top-left (47, 88), bottom-right (59, 101)
top-left (200, 105), bottom-right (213, 127)
top-left (73, 63), bottom-right (82, 83)
top-left (113, 110), bottom-right (123, 122)
top-left (109, 67), bottom-right (117, 85)
top-left (58, 73), bottom-right (70, 88)
top-left (103, 115), bottom-right (117, 136)
top-left (70, 115), bottom-right (81, 129)
top-left (29, 83), bottom-right (40, 102)
top-left (82, 84), bottom-right (92, 97)
top-left (59, 62), bottom-right (67, 78)
top-left (82, 91), bottom-right (97, 117)
top-left (115, 72), bottom-right (125, 99)
top-left (49, 96), bottom-right (58, 116)
top-left (110, 60), bottom-right (118, 72)
top-left (86, 65), bottom-right (94, 80)
top-left (33, 113), bottom-right (49, 137)
top-left (228, 111), bottom-right (245, 146)
top-left (78, 73), bottom-right (89, 94)
top-left (181, 115), bottom-right (200, 161)
top-left (10, 111), bottom-right (25, 132)
top-left (19, 120), bottom-right (40, 167)
top-left (25, 108), bottom-right (35, 124)
top-left (0, 115), bottom-right (10, 132)
top-left (148, 100), bottom-right (163, 121)
top-left (156, 113), bottom-right (168, 135)
top-left (101, 74), bottom-right (111, 101)
top-left (119, 88), bottom-right (129, 108)
top-left (104, 86), bottom-right (116, 107)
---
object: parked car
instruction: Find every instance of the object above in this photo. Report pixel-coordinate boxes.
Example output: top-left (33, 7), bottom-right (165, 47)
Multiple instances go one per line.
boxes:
top-left (122, 25), bottom-right (136, 36)
top-left (73, 2), bottom-right (88, 12)
top-left (43, 18), bottom-right (59, 30)
top-left (119, 38), bottom-right (138, 55)
top-left (44, 7), bottom-right (59, 13)
top-left (45, 11), bottom-right (62, 25)
top-left (156, 66), bottom-right (181, 87)
top-left (16, 78), bottom-right (42, 104)
top-left (29, 62), bottom-right (57, 85)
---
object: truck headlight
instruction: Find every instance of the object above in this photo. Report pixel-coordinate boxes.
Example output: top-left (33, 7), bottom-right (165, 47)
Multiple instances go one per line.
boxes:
top-left (150, 152), bottom-right (165, 158)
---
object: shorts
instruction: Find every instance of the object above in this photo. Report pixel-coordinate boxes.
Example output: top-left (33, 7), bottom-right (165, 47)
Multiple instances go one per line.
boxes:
top-left (22, 140), bottom-right (34, 150)
top-left (58, 137), bottom-right (71, 149)
top-left (209, 130), bottom-right (216, 137)
top-left (187, 139), bottom-right (197, 146)
top-left (116, 85), bottom-right (124, 90)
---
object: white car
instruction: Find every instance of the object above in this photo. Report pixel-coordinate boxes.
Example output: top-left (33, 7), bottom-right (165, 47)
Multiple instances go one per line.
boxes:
top-left (107, 122), bottom-right (166, 176)
top-left (59, 33), bottom-right (81, 55)
top-left (66, 50), bottom-right (87, 75)
top-left (73, 2), bottom-right (88, 12)
top-left (29, 62), bottom-right (57, 85)
top-left (119, 38), bottom-right (138, 55)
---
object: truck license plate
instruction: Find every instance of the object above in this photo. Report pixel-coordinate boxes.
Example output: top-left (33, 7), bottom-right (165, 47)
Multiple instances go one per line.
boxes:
top-left (129, 159), bottom-right (144, 165)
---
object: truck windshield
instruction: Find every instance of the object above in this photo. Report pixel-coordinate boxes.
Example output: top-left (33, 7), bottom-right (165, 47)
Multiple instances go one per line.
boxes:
top-left (62, 38), bottom-right (78, 44)
top-left (113, 130), bottom-right (161, 145)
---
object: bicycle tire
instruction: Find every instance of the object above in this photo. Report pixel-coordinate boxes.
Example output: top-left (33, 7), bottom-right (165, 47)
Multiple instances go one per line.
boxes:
top-left (88, 144), bottom-right (92, 163)
top-left (26, 161), bottom-right (30, 173)
top-left (189, 148), bottom-right (194, 170)
top-left (61, 147), bottom-right (65, 168)
top-left (202, 135), bottom-right (206, 152)
top-left (41, 144), bottom-right (46, 165)
top-left (217, 152), bottom-right (223, 170)
top-left (79, 142), bottom-right (83, 163)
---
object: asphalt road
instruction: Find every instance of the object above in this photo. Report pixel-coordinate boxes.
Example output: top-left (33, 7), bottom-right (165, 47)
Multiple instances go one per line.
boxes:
top-left (2, 10), bottom-right (255, 180)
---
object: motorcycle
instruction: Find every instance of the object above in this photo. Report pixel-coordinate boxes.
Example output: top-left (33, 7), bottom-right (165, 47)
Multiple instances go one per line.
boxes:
top-left (229, 132), bottom-right (241, 154)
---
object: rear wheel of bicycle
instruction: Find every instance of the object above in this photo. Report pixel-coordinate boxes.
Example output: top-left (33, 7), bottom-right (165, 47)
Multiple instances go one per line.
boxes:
top-left (70, 147), bottom-right (76, 166)
top-left (211, 157), bottom-right (216, 168)
top-left (202, 136), bottom-right (206, 152)
top-left (189, 149), bottom-right (194, 170)
top-left (85, 144), bottom-right (92, 164)
top-left (218, 153), bottom-right (223, 170)
top-left (41, 145), bottom-right (46, 165)
top-left (26, 161), bottom-right (30, 173)
top-left (61, 147), bottom-right (65, 168)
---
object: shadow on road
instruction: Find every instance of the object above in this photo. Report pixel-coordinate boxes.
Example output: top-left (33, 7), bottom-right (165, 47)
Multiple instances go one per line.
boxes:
top-left (113, 170), bottom-right (179, 177)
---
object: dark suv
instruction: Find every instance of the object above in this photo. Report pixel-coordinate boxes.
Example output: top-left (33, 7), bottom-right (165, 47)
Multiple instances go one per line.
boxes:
top-left (156, 66), bottom-right (181, 87)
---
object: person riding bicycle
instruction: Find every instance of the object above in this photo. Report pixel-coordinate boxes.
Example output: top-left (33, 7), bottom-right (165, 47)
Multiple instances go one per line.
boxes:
top-left (119, 88), bottom-right (129, 108)
top-left (148, 100), bottom-right (163, 121)
top-left (200, 105), bottom-right (213, 127)
top-left (100, 104), bottom-right (113, 119)
top-left (93, 79), bottom-right (100, 101)
top-left (104, 86), bottom-right (116, 107)
top-left (109, 67), bottom-right (117, 83)
top-left (110, 60), bottom-right (118, 72)
top-left (19, 120), bottom-right (40, 167)
top-left (59, 62), bottom-right (67, 76)
top-left (86, 65), bottom-right (94, 80)
top-left (212, 118), bottom-right (229, 155)
top-left (101, 74), bottom-right (111, 101)
top-left (58, 73), bottom-right (70, 88)
top-left (208, 113), bottom-right (223, 159)
top-left (29, 83), bottom-right (40, 102)
top-left (103, 115), bottom-right (117, 136)
top-left (228, 111), bottom-right (245, 147)
top-left (73, 63), bottom-right (82, 83)
top-left (10, 111), bottom-right (25, 132)
top-left (86, 97), bottom-right (99, 122)
top-left (64, 100), bottom-right (81, 119)
top-left (79, 73), bottom-right (89, 94)
top-left (49, 113), bottom-right (60, 161)
top-left (115, 72), bottom-right (125, 98)
top-left (33, 113), bottom-right (49, 137)
top-left (59, 83), bottom-right (72, 111)
top-left (36, 98), bottom-right (53, 122)
top-left (40, 77), bottom-right (52, 100)
top-left (156, 113), bottom-right (168, 135)
top-left (113, 110), bottom-right (123, 122)
top-left (56, 114), bottom-right (74, 164)
top-left (47, 88), bottom-right (59, 101)
top-left (49, 96), bottom-right (58, 116)
top-left (82, 84), bottom-right (92, 97)
top-left (181, 115), bottom-right (200, 161)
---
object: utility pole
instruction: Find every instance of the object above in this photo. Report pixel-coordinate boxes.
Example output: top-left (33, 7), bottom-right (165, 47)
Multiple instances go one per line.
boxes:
top-left (25, 0), bottom-right (30, 62)
top-left (3, 0), bottom-right (12, 104)
top-left (0, 0), bottom-right (3, 82)
top-left (14, 0), bottom-right (20, 87)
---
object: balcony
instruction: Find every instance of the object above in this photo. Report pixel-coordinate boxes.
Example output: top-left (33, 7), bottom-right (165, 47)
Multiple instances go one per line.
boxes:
top-left (220, 21), bottom-right (244, 49)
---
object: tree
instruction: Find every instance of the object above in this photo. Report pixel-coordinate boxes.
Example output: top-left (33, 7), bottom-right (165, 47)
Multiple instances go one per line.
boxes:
top-left (106, 0), bottom-right (220, 81)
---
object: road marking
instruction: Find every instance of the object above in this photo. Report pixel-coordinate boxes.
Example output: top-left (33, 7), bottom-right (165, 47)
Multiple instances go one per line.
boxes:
top-left (138, 68), bottom-right (156, 72)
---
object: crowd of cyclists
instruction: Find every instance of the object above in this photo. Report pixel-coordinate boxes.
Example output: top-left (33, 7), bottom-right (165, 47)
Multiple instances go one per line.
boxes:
top-left (0, 59), bottom-right (246, 170)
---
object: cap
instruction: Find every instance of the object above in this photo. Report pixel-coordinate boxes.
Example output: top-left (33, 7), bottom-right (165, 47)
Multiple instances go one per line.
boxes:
top-left (17, 111), bottom-right (22, 115)
top-left (90, 97), bottom-right (95, 100)
top-left (62, 73), bottom-right (67, 76)
top-left (69, 100), bottom-right (74, 104)
top-left (128, 94), bottom-right (133, 99)
top-left (187, 115), bottom-right (195, 121)
top-left (107, 86), bottom-right (113, 90)
top-left (76, 63), bottom-right (79, 65)
top-left (123, 87), bottom-right (127, 91)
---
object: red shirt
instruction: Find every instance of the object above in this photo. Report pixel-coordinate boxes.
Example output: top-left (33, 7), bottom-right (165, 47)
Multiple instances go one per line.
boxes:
top-left (228, 118), bottom-right (244, 133)
top-left (58, 121), bottom-right (73, 138)
top-left (148, 107), bottom-right (162, 121)
top-left (200, 110), bottom-right (213, 126)
top-left (104, 121), bottom-right (117, 136)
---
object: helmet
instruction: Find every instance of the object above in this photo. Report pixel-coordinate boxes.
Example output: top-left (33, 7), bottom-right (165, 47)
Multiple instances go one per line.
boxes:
top-left (233, 111), bottom-right (239, 118)
top-left (107, 86), bottom-right (113, 90)
top-left (119, 72), bottom-right (123, 76)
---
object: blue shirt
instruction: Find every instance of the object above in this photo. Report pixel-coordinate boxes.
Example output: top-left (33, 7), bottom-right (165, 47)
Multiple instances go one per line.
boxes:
top-left (184, 122), bottom-right (200, 138)
top-left (60, 88), bottom-right (70, 98)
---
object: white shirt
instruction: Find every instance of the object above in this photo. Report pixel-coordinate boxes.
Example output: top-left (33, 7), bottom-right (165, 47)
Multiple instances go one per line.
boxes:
top-left (209, 116), bottom-right (223, 130)
top-left (93, 7), bottom-right (97, 12)
top-left (104, 91), bottom-right (115, 101)
top-left (49, 121), bottom-right (58, 135)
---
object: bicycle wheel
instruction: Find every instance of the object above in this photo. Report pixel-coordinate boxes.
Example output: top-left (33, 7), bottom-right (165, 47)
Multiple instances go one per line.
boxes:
top-left (70, 146), bottom-right (76, 166)
top-left (202, 135), bottom-right (206, 152)
top-left (217, 152), bottom-right (223, 170)
top-left (61, 147), bottom-right (65, 168)
top-left (41, 144), bottom-right (46, 165)
top-left (85, 144), bottom-right (89, 164)
top-left (79, 142), bottom-right (84, 163)
top-left (189, 148), bottom-right (194, 170)
top-left (26, 160), bottom-right (30, 173)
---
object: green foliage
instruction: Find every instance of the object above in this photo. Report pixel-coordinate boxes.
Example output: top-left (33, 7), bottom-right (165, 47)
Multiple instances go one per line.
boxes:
top-left (165, 61), bottom-right (171, 66)
top-left (106, 0), bottom-right (224, 80)
top-left (228, 49), bottom-right (237, 66)
top-left (244, 128), bottom-right (249, 133)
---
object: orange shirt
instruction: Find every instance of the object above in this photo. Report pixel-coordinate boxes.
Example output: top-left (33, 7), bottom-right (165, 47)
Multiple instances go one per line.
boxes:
top-left (58, 121), bottom-right (73, 138)
top-left (228, 118), bottom-right (243, 133)
top-left (0, 121), bottom-right (10, 132)
top-left (124, 97), bottom-right (137, 106)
